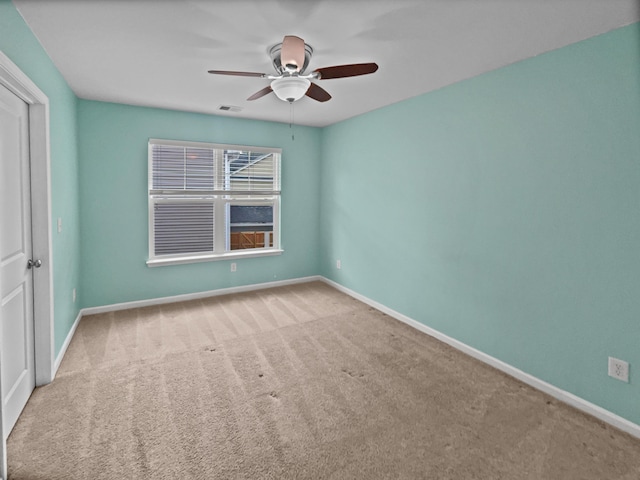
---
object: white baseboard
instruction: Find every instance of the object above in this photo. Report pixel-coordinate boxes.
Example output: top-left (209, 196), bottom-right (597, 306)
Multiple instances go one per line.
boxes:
top-left (320, 277), bottom-right (640, 440)
top-left (53, 309), bottom-right (82, 378)
top-left (80, 276), bottom-right (323, 316)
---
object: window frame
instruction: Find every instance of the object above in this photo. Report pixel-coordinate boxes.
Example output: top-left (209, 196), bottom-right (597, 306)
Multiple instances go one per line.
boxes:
top-left (146, 138), bottom-right (283, 267)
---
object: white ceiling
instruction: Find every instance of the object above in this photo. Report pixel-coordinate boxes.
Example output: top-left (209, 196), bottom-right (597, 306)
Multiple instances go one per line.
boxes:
top-left (14, 0), bottom-right (640, 127)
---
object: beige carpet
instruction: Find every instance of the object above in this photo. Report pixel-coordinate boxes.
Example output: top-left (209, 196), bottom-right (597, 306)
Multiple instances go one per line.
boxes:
top-left (7, 281), bottom-right (640, 479)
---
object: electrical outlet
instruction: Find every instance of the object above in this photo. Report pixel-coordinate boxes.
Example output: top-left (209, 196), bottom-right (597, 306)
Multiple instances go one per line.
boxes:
top-left (336, 259), bottom-right (341, 269)
top-left (72, 288), bottom-right (76, 303)
top-left (608, 357), bottom-right (629, 383)
top-left (230, 262), bottom-right (237, 272)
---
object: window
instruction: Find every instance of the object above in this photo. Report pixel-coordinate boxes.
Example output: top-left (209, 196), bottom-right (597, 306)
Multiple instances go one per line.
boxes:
top-left (147, 139), bottom-right (282, 266)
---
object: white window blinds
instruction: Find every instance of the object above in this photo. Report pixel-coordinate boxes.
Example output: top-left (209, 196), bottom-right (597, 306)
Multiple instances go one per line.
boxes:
top-left (153, 202), bottom-right (214, 255)
top-left (152, 145), bottom-right (215, 191)
top-left (150, 143), bottom-right (280, 195)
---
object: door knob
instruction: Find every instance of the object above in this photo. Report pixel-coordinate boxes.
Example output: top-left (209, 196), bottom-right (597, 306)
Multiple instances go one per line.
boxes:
top-left (27, 259), bottom-right (42, 269)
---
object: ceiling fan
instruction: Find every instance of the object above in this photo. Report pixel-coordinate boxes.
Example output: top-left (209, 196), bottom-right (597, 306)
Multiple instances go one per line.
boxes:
top-left (208, 35), bottom-right (378, 103)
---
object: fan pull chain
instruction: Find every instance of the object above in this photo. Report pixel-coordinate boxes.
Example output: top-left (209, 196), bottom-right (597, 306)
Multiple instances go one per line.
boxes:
top-left (289, 101), bottom-right (295, 141)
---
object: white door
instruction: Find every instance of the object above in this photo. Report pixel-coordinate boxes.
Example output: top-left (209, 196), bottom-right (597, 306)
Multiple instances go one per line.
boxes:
top-left (0, 82), bottom-right (36, 440)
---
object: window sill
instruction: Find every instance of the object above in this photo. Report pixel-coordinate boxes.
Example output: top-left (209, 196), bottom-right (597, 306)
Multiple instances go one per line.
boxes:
top-left (147, 249), bottom-right (284, 267)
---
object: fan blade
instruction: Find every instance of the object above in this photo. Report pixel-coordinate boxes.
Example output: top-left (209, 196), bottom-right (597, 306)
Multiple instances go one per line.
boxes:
top-left (247, 85), bottom-right (273, 101)
top-left (208, 70), bottom-right (266, 77)
top-left (314, 63), bottom-right (378, 80)
top-left (281, 35), bottom-right (305, 72)
top-left (305, 83), bottom-right (331, 102)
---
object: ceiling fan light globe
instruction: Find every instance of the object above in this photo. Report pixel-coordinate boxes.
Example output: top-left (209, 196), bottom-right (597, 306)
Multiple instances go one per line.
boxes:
top-left (270, 77), bottom-right (311, 103)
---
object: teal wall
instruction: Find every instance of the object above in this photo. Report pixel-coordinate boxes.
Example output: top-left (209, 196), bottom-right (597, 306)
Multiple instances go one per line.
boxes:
top-left (77, 100), bottom-right (321, 308)
top-left (1, 0), bottom-right (81, 355)
top-left (320, 23), bottom-right (640, 424)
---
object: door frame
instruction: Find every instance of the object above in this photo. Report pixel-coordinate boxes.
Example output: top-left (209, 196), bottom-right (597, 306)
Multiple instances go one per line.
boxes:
top-left (0, 49), bottom-right (54, 480)
top-left (0, 52), bottom-right (55, 385)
